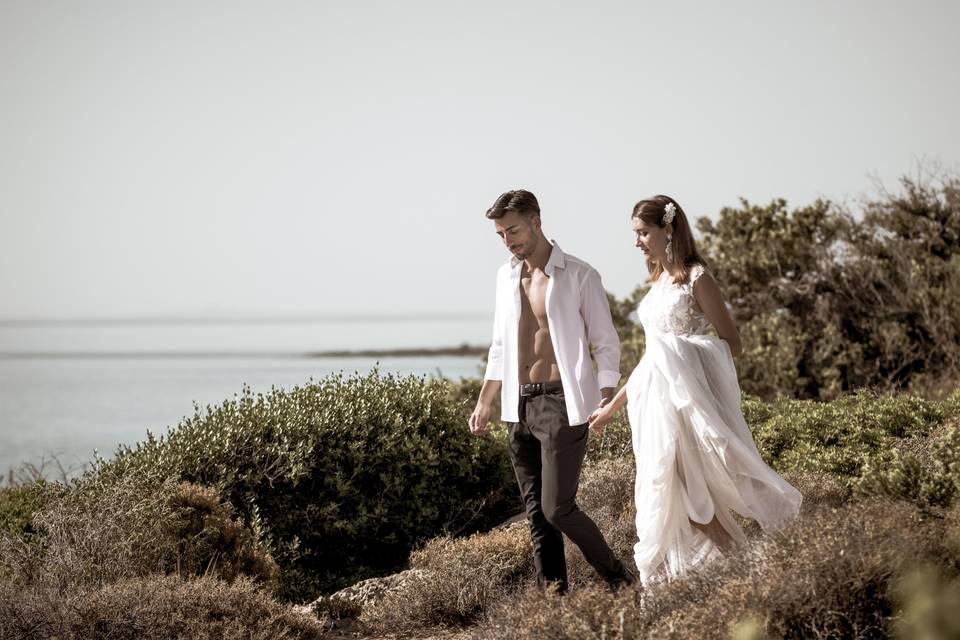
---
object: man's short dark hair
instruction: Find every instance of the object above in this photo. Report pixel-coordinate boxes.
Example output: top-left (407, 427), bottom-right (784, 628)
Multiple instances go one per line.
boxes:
top-left (485, 190), bottom-right (540, 220)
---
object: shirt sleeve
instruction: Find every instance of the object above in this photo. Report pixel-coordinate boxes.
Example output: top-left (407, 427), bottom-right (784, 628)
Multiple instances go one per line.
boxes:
top-left (581, 267), bottom-right (621, 389)
top-left (483, 272), bottom-right (505, 381)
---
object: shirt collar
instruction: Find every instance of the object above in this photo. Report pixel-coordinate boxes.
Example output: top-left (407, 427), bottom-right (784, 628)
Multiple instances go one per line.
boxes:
top-left (510, 239), bottom-right (566, 275)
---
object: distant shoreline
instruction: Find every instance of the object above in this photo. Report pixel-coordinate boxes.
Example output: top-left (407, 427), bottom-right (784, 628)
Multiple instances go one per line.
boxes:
top-left (0, 344), bottom-right (488, 360)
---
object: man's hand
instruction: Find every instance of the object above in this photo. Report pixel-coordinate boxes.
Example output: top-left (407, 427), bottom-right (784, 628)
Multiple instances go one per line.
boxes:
top-left (469, 402), bottom-right (492, 436)
top-left (588, 403), bottom-right (615, 436)
top-left (599, 387), bottom-right (614, 408)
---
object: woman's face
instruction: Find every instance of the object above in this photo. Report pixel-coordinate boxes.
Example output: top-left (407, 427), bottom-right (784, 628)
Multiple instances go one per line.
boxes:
top-left (632, 217), bottom-right (670, 264)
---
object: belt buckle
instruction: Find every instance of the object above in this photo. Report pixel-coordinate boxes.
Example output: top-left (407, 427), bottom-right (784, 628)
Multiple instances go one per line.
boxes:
top-left (520, 382), bottom-right (543, 397)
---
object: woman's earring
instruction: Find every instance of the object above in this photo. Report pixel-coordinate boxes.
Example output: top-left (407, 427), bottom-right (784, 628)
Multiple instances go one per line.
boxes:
top-left (666, 235), bottom-right (674, 264)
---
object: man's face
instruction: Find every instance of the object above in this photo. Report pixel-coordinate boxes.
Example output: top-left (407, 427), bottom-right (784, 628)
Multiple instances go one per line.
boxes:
top-left (494, 211), bottom-right (540, 260)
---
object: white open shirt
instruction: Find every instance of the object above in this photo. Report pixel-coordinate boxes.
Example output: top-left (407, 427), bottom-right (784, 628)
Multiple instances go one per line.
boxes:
top-left (484, 240), bottom-right (621, 426)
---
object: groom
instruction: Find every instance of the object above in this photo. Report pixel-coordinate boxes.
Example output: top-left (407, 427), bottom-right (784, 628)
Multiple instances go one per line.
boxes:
top-left (469, 189), bottom-right (634, 593)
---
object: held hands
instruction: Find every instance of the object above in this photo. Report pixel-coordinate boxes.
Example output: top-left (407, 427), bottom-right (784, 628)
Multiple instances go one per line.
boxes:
top-left (588, 397), bottom-right (616, 436)
top-left (469, 402), bottom-right (492, 436)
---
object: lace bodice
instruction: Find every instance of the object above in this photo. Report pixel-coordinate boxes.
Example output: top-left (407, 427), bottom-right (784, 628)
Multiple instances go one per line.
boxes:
top-left (637, 263), bottom-right (711, 336)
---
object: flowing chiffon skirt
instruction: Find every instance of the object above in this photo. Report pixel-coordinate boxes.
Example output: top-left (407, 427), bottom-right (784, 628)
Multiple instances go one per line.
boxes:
top-left (625, 333), bottom-right (802, 585)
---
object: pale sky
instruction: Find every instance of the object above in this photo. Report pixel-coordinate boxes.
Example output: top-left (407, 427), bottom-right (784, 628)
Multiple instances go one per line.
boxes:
top-left (2, 0), bottom-right (958, 319)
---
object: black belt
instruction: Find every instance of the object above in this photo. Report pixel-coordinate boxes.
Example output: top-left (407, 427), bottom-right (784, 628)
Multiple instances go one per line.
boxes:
top-left (519, 381), bottom-right (564, 397)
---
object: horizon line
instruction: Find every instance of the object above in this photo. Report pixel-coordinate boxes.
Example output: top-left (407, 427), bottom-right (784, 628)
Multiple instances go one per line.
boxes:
top-left (0, 344), bottom-right (488, 360)
top-left (0, 312), bottom-right (490, 328)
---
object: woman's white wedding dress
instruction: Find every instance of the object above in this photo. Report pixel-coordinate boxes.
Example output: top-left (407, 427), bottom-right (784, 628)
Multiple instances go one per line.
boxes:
top-left (625, 263), bottom-right (802, 585)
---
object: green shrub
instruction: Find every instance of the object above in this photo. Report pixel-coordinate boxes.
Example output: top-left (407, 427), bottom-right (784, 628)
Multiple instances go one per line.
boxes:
top-left (89, 370), bottom-right (516, 600)
top-left (0, 482), bottom-right (47, 542)
top-left (893, 565), bottom-right (960, 640)
top-left (747, 391), bottom-right (947, 486)
top-left (858, 419), bottom-right (960, 508)
top-left (609, 169), bottom-right (960, 400)
top-left (447, 375), bottom-right (501, 426)
top-left (606, 287), bottom-right (648, 379)
top-left (580, 389), bottom-right (955, 493)
top-left (714, 176), bottom-right (959, 400)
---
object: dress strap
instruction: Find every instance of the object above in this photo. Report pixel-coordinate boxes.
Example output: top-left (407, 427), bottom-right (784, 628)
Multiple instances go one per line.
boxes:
top-left (688, 263), bottom-right (708, 286)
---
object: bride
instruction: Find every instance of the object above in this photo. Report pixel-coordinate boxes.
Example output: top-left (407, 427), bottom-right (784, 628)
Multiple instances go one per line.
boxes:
top-left (588, 195), bottom-right (802, 585)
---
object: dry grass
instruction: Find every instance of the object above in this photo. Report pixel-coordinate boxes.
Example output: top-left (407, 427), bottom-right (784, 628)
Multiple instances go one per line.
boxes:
top-left (0, 476), bottom-right (276, 592)
top-left (361, 521), bottom-right (532, 632)
top-left (0, 476), bottom-right (284, 639)
top-left (473, 499), bottom-right (952, 639)
top-left (0, 574), bottom-right (325, 640)
top-left (170, 482), bottom-right (278, 584)
top-left (359, 456), bottom-right (640, 633)
top-left (0, 473), bottom-right (181, 593)
top-left (781, 469), bottom-right (849, 511)
top-left (560, 457), bottom-right (637, 587)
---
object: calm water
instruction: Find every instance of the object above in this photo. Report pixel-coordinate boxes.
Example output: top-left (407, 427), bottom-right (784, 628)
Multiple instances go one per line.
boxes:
top-left (0, 317), bottom-right (490, 479)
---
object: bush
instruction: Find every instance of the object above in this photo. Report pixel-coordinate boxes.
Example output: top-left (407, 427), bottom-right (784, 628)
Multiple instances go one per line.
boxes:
top-left (746, 390), bottom-right (950, 486)
top-left (581, 389), bottom-right (956, 494)
top-left (0, 474), bottom-right (275, 593)
top-left (89, 370), bottom-right (517, 600)
top-left (893, 565), bottom-right (960, 640)
top-left (0, 473), bottom-right (182, 593)
top-left (610, 168), bottom-right (960, 400)
top-left (858, 418), bottom-right (960, 509)
top-left (606, 287), bottom-right (649, 380)
top-left (0, 481), bottom-right (47, 542)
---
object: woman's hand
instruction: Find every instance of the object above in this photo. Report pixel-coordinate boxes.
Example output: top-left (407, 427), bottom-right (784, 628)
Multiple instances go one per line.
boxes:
top-left (588, 403), bottom-right (617, 435)
top-left (589, 385), bottom-right (629, 435)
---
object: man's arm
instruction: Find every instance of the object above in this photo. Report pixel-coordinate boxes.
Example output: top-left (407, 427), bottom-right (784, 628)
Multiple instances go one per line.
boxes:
top-left (469, 379), bottom-right (502, 435)
top-left (471, 272), bottom-right (505, 436)
top-left (581, 267), bottom-right (621, 401)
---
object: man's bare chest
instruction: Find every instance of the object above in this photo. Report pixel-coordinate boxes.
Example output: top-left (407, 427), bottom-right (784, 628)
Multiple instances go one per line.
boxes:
top-left (520, 271), bottom-right (550, 323)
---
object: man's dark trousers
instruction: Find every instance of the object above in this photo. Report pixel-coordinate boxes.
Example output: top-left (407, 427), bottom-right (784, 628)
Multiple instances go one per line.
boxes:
top-left (506, 381), bottom-right (621, 593)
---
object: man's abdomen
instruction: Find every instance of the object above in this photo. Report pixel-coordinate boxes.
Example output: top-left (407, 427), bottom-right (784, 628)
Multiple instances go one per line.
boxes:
top-left (519, 325), bottom-right (561, 384)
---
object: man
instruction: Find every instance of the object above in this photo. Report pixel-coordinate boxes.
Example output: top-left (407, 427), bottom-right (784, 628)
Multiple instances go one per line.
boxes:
top-left (469, 189), bottom-right (634, 593)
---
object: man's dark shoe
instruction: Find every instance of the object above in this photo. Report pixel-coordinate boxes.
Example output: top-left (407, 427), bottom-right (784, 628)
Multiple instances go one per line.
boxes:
top-left (606, 559), bottom-right (638, 591)
top-left (537, 575), bottom-right (569, 596)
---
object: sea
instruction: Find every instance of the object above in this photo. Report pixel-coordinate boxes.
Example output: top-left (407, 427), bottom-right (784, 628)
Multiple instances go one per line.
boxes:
top-left (0, 315), bottom-right (491, 481)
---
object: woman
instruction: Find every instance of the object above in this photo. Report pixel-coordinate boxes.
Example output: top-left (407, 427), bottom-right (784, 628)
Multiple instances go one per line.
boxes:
top-left (588, 195), bottom-right (802, 585)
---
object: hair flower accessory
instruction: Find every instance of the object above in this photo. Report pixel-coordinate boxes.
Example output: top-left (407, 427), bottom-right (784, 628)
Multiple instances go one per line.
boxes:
top-left (662, 202), bottom-right (676, 225)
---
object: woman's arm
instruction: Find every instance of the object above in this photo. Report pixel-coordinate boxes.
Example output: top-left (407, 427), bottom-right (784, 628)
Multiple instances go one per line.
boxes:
top-left (606, 383), bottom-right (629, 413)
top-left (692, 272), bottom-right (743, 357)
top-left (588, 383), bottom-right (629, 434)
